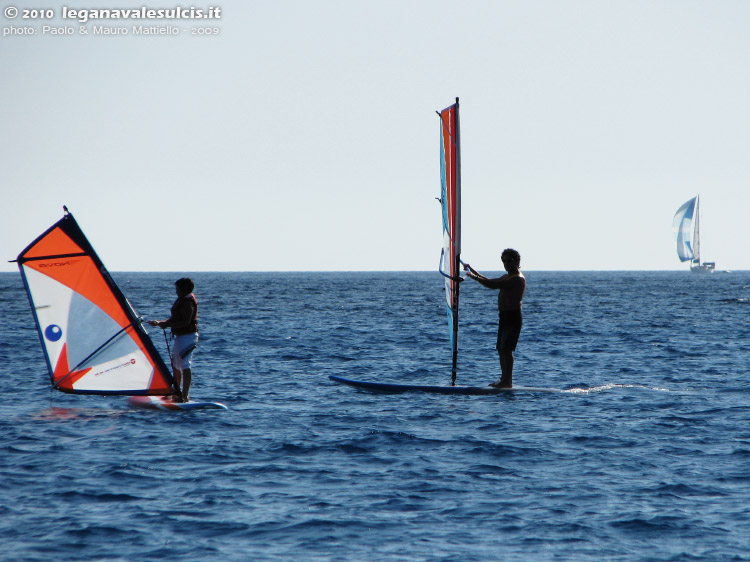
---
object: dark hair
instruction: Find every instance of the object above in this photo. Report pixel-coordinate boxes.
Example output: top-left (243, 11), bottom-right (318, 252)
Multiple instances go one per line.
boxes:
top-left (501, 248), bottom-right (521, 263)
top-left (175, 277), bottom-right (194, 293)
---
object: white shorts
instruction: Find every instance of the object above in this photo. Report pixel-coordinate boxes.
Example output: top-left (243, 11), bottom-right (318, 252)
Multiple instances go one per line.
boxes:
top-left (172, 333), bottom-right (198, 371)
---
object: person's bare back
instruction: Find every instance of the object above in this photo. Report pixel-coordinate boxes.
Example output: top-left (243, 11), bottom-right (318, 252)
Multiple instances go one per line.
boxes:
top-left (497, 271), bottom-right (526, 312)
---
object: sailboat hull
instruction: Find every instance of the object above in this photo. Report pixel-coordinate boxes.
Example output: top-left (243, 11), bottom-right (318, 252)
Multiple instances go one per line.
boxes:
top-left (329, 375), bottom-right (561, 395)
top-left (691, 262), bottom-right (715, 273)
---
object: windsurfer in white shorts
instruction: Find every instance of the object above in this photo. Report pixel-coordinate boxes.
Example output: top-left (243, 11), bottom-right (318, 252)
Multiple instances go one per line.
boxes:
top-left (149, 277), bottom-right (199, 402)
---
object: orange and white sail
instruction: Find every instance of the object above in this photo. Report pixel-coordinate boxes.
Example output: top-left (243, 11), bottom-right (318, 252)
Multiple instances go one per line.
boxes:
top-left (15, 209), bottom-right (175, 395)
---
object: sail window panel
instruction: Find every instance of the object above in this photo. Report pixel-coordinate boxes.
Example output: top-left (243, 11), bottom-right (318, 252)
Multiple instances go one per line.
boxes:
top-left (66, 292), bottom-right (141, 370)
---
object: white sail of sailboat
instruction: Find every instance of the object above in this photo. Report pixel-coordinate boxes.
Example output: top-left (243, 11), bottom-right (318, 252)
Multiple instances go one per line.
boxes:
top-left (672, 195), bottom-right (715, 273)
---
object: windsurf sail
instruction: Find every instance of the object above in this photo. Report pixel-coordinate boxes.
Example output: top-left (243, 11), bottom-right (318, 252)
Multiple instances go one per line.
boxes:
top-left (14, 208), bottom-right (176, 395)
top-left (437, 98), bottom-right (462, 385)
top-left (673, 196), bottom-right (697, 263)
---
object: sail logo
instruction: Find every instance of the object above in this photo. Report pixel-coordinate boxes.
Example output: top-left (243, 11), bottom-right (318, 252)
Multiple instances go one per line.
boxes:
top-left (92, 358), bottom-right (137, 377)
top-left (45, 324), bottom-right (63, 342)
top-left (39, 260), bottom-right (81, 268)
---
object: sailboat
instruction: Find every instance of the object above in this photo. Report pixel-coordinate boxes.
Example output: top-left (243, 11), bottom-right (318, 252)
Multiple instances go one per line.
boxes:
top-left (328, 100), bottom-right (560, 395)
top-left (14, 207), bottom-right (226, 410)
top-left (672, 195), bottom-right (715, 273)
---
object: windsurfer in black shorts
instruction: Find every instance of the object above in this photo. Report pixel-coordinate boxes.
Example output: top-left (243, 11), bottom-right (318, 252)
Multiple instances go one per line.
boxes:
top-left (464, 249), bottom-right (526, 388)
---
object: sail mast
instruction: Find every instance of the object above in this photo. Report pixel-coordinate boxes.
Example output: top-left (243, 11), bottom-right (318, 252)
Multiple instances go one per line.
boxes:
top-left (693, 195), bottom-right (701, 267)
top-left (452, 99), bottom-right (461, 384)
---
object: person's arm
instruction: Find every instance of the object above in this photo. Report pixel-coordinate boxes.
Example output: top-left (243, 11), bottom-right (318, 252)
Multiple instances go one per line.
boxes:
top-left (464, 263), bottom-right (506, 289)
top-left (149, 318), bottom-right (172, 329)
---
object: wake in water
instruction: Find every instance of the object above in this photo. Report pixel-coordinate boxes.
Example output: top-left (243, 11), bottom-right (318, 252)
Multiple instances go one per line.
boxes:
top-left (564, 383), bottom-right (672, 394)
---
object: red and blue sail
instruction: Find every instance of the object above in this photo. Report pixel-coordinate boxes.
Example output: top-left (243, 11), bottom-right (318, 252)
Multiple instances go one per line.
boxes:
top-left (438, 99), bottom-right (461, 384)
top-left (15, 209), bottom-right (175, 395)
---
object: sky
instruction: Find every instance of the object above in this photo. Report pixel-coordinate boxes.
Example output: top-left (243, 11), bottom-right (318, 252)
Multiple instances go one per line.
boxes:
top-left (1, 0), bottom-right (749, 272)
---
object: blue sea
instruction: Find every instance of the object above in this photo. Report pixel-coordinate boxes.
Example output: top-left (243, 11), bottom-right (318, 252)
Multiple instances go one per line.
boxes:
top-left (1, 271), bottom-right (749, 561)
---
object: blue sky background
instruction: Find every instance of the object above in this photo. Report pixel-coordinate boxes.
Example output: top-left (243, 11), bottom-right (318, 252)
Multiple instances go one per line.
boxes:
top-left (2, 1), bottom-right (748, 271)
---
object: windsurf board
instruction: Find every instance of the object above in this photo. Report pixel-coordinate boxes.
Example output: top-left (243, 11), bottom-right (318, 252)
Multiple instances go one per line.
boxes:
top-left (329, 375), bottom-right (561, 395)
top-left (127, 396), bottom-right (228, 411)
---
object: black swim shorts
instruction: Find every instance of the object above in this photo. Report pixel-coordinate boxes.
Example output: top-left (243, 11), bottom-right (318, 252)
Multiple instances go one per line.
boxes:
top-left (496, 309), bottom-right (522, 352)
